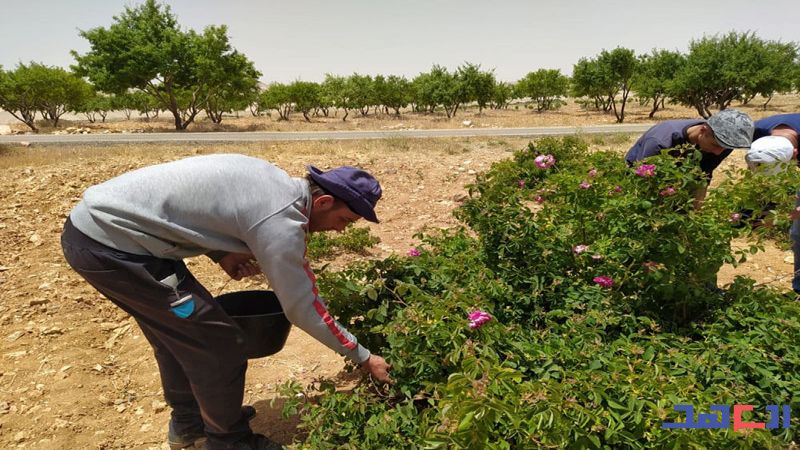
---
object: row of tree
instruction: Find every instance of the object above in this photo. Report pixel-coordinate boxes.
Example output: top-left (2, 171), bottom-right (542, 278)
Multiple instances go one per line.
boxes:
top-left (0, 0), bottom-right (798, 131)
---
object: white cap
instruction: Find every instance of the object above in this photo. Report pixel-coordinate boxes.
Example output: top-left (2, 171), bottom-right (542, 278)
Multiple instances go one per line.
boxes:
top-left (745, 136), bottom-right (794, 175)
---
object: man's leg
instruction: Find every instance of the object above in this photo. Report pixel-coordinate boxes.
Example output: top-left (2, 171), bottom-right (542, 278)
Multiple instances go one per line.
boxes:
top-left (61, 220), bottom-right (255, 448)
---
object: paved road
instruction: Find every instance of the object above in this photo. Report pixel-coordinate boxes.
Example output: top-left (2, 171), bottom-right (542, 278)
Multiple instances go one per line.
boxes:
top-left (0, 124), bottom-right (653, 144)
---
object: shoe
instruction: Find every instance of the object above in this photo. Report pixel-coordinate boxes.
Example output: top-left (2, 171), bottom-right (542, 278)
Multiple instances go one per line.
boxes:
top-left (202, 433), bottom-right (283, 450)
top-left (167, 405), bottom-right (258, 449)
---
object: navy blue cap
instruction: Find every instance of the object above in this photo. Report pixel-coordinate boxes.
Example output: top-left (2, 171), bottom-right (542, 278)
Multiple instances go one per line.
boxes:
top-left (307, 165), bottom-right (382, 223)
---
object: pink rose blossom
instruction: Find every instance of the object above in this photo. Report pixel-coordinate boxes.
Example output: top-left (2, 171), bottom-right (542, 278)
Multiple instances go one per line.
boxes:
top-left (534, 195), bottom-right (545, 204)
top-left (579, 181), bottom-right (592, 189)
top-left (591, 254), bottom-right (603, 262)
top-left (468, 310), bottom-right (492, 329)
top-left (588, 168), bottom-right (598, 178)
top-left (407, 247), bottom-right (422, 257)
top-left (659, 186), bottom-right (676, 197)
top-left (729, 213), bottom-right (742, 223)
top-left (534, 154), bottom-right (556, 169)
top-left (593, 276), bottom-right (614, 288)
top-left (573, 244), bottom-right (589, 255)
top-left (517, 179), bottom-right (525, 188)
top-left (635, 164), bottom-right (657, 177)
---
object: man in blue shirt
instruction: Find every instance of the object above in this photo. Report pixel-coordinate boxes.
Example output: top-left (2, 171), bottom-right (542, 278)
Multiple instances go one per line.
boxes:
top-left (752, 113), bottom-right (800, 294)
top-left (625, 109), bottom-right (754, 207)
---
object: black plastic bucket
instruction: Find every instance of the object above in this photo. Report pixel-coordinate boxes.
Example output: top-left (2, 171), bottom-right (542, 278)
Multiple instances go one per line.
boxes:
top-left (215, 290), bottom-right (292, 359)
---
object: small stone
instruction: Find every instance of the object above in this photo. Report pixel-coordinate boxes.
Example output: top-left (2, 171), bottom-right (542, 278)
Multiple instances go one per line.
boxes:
top-left (28, 299), bottom-right (49, 307)
top-left (140, 423), bottom-right (153, 432)
top-left (54, 418), bottom-right (68, 428)
top-left (151, 400), bottom-right (167, 413)
top-left (6, 331), bottom-right (24, 342)
top-left (0, 401), bottom-right (9, 414)
top-left (13, 431), bottom-right (27, 442)
top-left (115, 404), bottom-right (127, 413)
top-left (785, 255), bottom-right (793, 264)
top-left (93, 364), bottom-right (103, 372)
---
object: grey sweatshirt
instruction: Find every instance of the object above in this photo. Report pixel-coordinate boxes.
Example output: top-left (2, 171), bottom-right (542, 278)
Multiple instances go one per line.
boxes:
top-left (70, 154), bottom-right (371, 364)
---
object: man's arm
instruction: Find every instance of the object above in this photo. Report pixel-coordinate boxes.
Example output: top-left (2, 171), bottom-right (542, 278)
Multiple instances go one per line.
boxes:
top-left (243, 204), bottom-right (392, 382)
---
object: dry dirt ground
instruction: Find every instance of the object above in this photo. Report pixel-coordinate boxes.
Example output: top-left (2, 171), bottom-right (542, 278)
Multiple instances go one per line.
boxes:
top-left (0, 135), bottom-right (793, 449)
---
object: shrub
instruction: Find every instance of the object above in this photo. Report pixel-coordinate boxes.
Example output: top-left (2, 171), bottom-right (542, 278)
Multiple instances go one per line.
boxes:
top-left (284, 137), bottom-right (800, 449)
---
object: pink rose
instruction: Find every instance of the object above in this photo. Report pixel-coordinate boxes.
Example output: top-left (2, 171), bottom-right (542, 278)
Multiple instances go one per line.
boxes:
top-left (468, 310), bottom-right (492, 329)
top-left (635, 164), bottom-right (657, 177)
top-left (593, 276), bottom-right (613, 288)
top-left (659, 186), bottom-right (676, 197)
top-left (534, 154), bottom-right (556, 169)
top-left (573, 244), bottom-right (589, 255)
top-left (579, 181), bottom-right (592, 189)
top-left (407, 247), bottom-right (422, 257)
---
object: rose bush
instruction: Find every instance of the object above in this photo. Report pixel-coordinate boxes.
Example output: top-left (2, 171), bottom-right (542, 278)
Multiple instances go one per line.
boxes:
top-left (281, 137), bottom-right (800, 449)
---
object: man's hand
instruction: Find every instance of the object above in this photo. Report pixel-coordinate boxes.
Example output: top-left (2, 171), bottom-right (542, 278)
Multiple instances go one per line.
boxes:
top-left (361, 355), bottom-right (393, 384)
top-left (218, 252), bottom-right (260, 280)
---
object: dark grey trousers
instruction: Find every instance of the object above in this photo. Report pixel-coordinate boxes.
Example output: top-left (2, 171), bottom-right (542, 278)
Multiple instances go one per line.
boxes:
top-left (61, 218), bottom-right (253, 448)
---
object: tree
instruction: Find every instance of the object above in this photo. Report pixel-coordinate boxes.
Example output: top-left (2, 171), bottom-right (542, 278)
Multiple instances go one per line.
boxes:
top-left (411, 71), bottom-right (437, 113)
top-left (371, 75), bottom-right (410, 116)
top-left (259, 83), bottom-right (292, 120)
top-left (669, 32), bottom-right (785, 118)
top-left (739, 40), bottom-right (798, 109)
top-left (198, 26), bottom-right (261, 124)
top-left (347, 73), bottom-right (375, 116)
top-left (288, 81), bottom-right (321, 122)
top-left (321, 74), bottom-right (356, 121)
top-left (75, 90), bottom-right (113, 123)
top-left (598, 47), bottom-right (638, 123)
top-left (571, 57), bottom-right (614, 112)
top-left (490, 82), bottom-right (515, 109)
top-left (516, 69), bottom-right (569, 112)
top-left (72, 0), bottom-right (260, 130)
top-left (632, 49), bottom-right (685, 118)
top-left (457, 62), bottom-right (496, 113)
top-left (0, 62), bottom-right (89, 131)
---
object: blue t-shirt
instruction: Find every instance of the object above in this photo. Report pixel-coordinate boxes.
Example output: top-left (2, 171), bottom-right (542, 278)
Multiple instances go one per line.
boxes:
top-left (754, 113), bottom-right (800, 139)
top-left (625, 119), bottom-right (733, 179)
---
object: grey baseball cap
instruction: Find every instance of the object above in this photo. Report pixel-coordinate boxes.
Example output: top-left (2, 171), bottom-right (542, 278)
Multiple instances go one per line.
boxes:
top-left (707, 109), bottom-right (754, 149)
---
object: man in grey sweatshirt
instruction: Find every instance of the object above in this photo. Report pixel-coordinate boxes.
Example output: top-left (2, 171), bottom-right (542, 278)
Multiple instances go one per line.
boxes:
top-left (60, 154), bottom-right (392, 450)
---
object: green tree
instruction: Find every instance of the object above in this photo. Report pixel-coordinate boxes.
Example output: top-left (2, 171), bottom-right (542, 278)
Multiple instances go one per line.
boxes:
top-left (739, 40), bottom-right (798, 109)
top-left (457, 62), bottom-right (496, 114)
top-left (378, 75), bottom-right (410, 116)
top-left (321, 74), bottom-right (356, 121)
top-left (72, 0), bottom-right (260, 130)
top-left (516, 69), bottom-right (570, 112)
top-left (427, 65), bottom-right (463, 118)
top-left (288, 81), bottom-right (321, 122)
top-left (598, 47), bottom-right (638, 123)
top-left (669, 32), bottom-right (784, 118)
top-left (347, 73), bottom-right (375, 116)
top-left (75, 90), bottom-right (113, 123)
top-left (571, 57), bottom-right (614, 112)
top-left (259, 83), bottom-right (292, 120)
top-left (490, 82), bottom-right (515, 109)
top-left (411, 71), bottom-right (437, 113)
top-left (632, 49), bottom-right (685, 118)
top-left (0, 62), bottom-right (89, 131)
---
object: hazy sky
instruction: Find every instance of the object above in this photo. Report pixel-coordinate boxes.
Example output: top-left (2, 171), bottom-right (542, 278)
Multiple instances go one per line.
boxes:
top-left (2, 0), bottom-right (799, 83)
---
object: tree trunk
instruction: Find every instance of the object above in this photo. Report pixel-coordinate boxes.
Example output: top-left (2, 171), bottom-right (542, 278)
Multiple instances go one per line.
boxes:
top-left (342, 109), bottom-right (349, 121)
top-left (303, 111), bottom-right (311, 122)
top-left (762, 94), bottom-right (774, 110)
